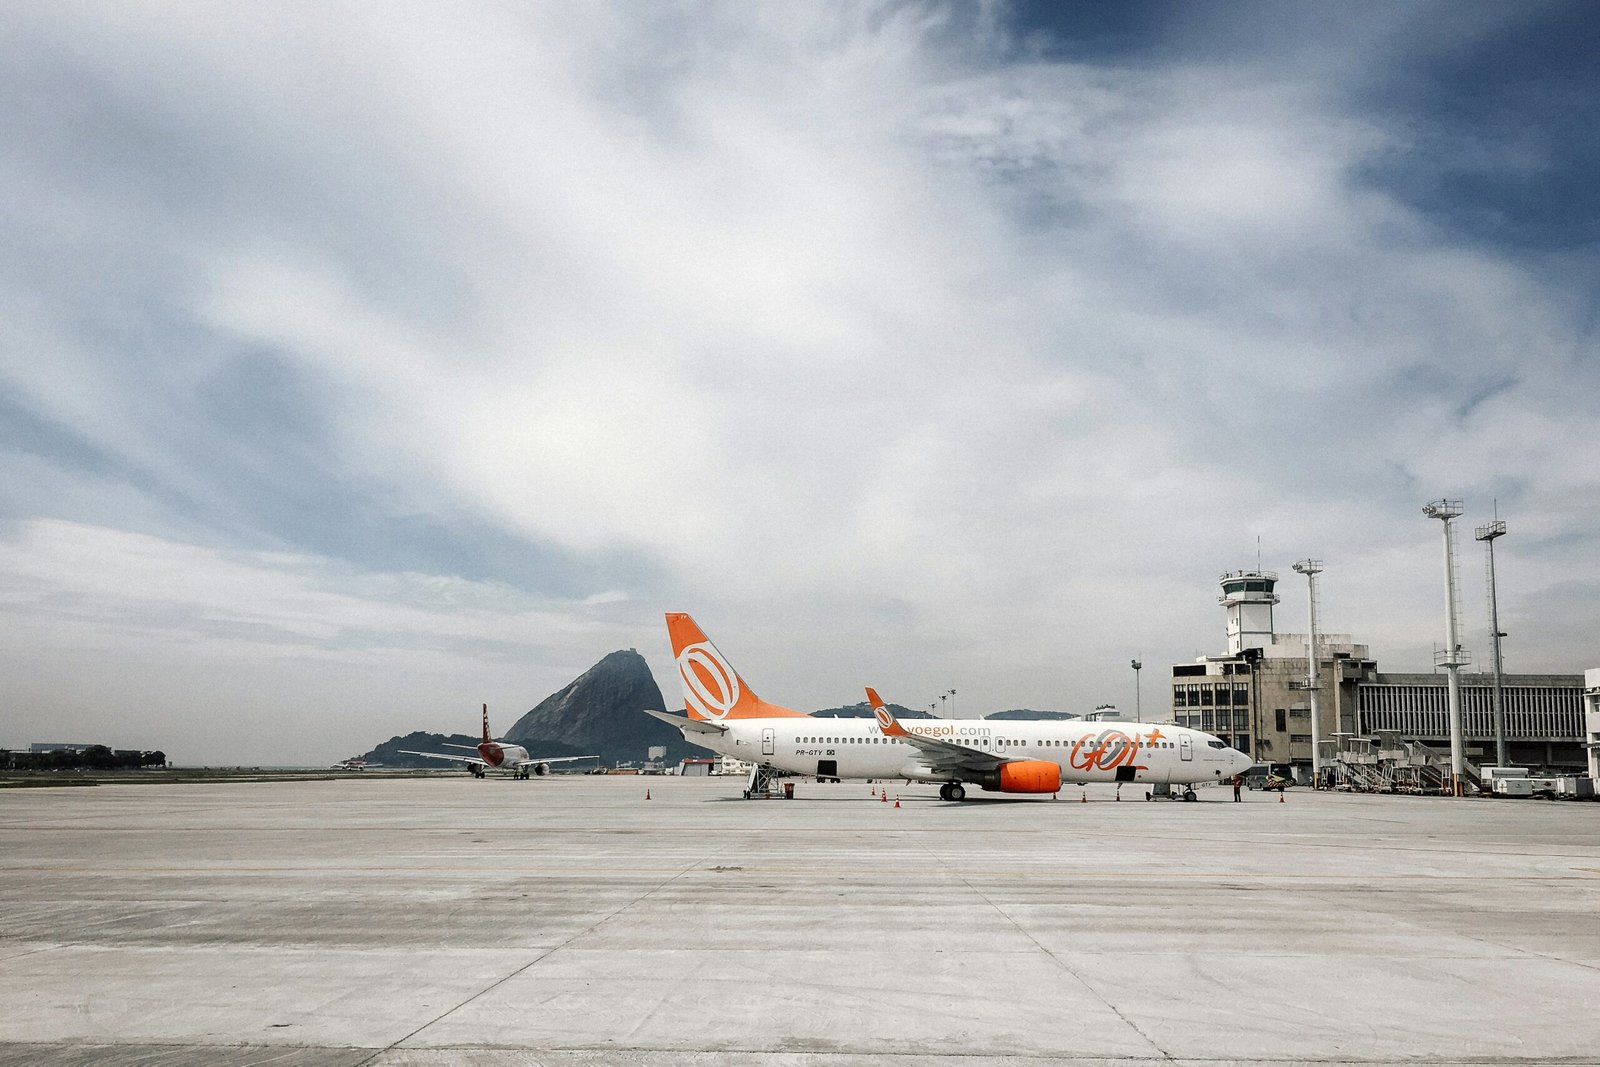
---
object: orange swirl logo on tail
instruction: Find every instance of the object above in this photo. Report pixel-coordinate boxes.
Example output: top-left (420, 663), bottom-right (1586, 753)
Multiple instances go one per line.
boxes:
top-left (677, 642), bottom-right (741, 720)
top-left (1069, 729), bottom-right (1142, 771)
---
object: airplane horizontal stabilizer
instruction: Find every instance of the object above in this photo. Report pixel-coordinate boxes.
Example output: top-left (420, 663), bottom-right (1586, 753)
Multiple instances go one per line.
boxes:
top-left (642, 708), bottom-right (728, 735)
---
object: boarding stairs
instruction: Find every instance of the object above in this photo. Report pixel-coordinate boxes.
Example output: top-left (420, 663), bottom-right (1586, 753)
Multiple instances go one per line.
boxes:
top-left (742, 763), bottom-right (796, 799)
top-left (1327, 734), bottom-right (1485, 796)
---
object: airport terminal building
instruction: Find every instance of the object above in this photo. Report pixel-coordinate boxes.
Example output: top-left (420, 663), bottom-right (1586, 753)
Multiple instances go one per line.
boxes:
top-left (1586, 668), bottom-right (1600, 779)
top-left (1170, 570), bottom-right (1586, 772)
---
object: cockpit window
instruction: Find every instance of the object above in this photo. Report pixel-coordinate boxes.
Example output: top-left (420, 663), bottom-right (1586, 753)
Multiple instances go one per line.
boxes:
top-left (1207, 740), bottom-right (1227, 749)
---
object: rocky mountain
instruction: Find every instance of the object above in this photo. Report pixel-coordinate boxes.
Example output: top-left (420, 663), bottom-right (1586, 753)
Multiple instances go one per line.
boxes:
top-left (811, 701), bottom-right (930, 718)
top-left (503, 649), bottom-right (705, 765)
top-left (985, 709), bottom-right (1080, 720)
top-left (813, 702), bottom-right (1076, 720)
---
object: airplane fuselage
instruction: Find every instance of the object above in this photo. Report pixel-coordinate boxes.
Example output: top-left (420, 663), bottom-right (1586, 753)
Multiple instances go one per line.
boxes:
top-left (478, 741), bottom-right (529, 768)
top-left (695, 717), bottom-right (1245, 788)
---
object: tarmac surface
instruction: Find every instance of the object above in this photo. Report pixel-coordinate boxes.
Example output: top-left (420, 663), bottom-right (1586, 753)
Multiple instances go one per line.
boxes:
top-left (1, 774), bottom-right (1597, 1066)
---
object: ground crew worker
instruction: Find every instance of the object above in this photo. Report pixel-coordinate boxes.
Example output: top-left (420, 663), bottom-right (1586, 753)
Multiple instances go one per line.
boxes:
top-left (1233, 774), bottom-right (1243, 802)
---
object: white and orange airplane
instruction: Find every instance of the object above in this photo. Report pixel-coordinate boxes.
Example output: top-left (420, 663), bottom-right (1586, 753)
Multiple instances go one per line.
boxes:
top-left (403, 704), bottom-right (596, 780)
top-left (645, 613), bottom-right (1253, 801)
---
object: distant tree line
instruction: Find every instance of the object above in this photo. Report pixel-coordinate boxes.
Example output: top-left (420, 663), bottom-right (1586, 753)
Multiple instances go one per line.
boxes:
top-left (2, 747), bottom-right (167, 771)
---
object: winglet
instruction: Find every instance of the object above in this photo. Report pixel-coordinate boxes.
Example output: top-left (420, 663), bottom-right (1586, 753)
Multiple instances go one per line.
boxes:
top-left (865, 687), bottom-right (911, 738)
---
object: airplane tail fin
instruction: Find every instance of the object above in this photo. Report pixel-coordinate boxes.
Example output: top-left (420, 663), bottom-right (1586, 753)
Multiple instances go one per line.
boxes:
top-left (865, 687), bottom-right (912, 738)
top-left (482, 703), bottom-right (491, 744)
top-left (665, 613), bottom-right (808, 720)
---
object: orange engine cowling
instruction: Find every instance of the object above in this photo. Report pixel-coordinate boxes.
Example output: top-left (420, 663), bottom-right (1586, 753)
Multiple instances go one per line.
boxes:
top-left (975, 760), bottom-right (1061, 794)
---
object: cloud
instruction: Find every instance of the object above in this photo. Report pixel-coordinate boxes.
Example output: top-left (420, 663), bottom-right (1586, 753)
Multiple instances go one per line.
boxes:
top-left (0, 519), bottom-right (652, 762)
top-left (0, 2), bottom-right (1594, 760)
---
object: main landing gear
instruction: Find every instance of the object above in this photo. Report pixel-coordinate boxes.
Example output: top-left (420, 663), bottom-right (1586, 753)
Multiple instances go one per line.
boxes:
top-left (939, 782), bottom-right (967, 802)
top-left (1143, 784), bottom-right (1198, 802)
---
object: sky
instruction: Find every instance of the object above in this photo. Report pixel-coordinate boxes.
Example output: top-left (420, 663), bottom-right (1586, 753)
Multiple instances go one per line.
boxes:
top-left (2, 1), bottom-right (1596, 765)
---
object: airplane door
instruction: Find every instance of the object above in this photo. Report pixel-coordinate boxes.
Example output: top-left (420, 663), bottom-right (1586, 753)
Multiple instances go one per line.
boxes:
top-left (1180, 736), bottom-right (1193, 762)
top-left (761, 728), bottom-right (774, 756)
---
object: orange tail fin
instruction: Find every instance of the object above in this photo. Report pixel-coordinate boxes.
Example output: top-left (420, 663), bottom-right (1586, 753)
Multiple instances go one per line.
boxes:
top-left (865, 687), bottom-right (912, 737)
top-left (665, 613), bottom-right (808, 720)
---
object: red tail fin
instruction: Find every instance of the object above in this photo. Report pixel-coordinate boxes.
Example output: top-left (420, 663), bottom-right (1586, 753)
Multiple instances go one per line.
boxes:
top-left (482, 703), bottom-right (491, 743)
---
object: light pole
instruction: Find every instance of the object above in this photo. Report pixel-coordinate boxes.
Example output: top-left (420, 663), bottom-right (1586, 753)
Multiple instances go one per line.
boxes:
top-left (1292, 559), bottom-right (1323, 783)
top-left (1475, 519), bottom-right (1509, 768)
top-left (947, 689), bottom-right (957, 717)
top-left (939, 694), bottom-right (947, 717)
top-left (1423, 499), bottom-right (1470, 796)
top-left (1131, 659), bottom-right (1142, 723)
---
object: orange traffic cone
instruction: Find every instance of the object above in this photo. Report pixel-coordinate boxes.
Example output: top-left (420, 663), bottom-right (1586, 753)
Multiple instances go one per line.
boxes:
top-left (646, 789), bottom-right (651, 800)
top-left (1081, 791), bottom-right (1087, 803)
top-left (1279, 791), bottom-right (1284, 803)
top-left (880, 791), bottom-right (887, 803)
top-left (893, 798), bottom-right (901, 809)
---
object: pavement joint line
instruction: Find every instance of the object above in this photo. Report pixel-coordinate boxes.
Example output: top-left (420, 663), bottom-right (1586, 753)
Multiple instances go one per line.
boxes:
top-left (4, 1048), bottom-right (1600, 1067)
top-left (351, 858), bottom-right (710, 1066)
top-left (1302, 886), bottom-right (1600, 978)
top-left (0, 945), bottom-right (60, 965)
top-left (6, 867), bottom-right (1593, 881)
top-left (910, 837), bottom-right (1175, 1062)
top-left (357, 1045), bottom-right (1600, 1063)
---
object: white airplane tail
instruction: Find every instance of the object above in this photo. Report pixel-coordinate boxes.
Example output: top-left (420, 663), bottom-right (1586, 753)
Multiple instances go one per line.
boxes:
top-left (664, 613), bottom-right (808, 721)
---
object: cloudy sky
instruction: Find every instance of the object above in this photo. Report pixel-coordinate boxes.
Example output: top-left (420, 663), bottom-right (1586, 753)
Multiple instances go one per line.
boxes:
top-left (2, 1), bottom-right (1595, 765)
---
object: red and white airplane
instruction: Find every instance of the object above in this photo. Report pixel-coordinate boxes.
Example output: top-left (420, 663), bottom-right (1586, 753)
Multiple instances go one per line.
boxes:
top-left (403, 704), bottom-right (597, 780)
top-left (645, 613), bottom-right (1252, 801)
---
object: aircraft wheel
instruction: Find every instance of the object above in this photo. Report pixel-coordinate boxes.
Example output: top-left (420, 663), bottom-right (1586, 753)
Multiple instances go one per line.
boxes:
top-left (949, 783), bottom-right (966, 802)
top-left (1184, 789), bottom-right (1197, 802)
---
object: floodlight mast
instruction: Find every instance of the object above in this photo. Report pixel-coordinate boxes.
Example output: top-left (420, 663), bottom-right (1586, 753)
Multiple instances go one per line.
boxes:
top-left (1131, 659), bottom-right (1142, 723)
top-left (1475, 519), bottom-right (1508, 769)
top-left (1423, 499), bottom-right (1470, 796)
top-left (1291, 560), bottom-right (1323, 780)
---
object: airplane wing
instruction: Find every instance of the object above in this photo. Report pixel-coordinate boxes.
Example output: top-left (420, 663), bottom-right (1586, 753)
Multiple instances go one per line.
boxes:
top-left (642, 708), bottom-right (729, 736)
top-left (509, 755), bottom-right (599, 769)
top-left (866, 687), bottom-right (1008, 775)
top-left (400, 749), bottom-right (487, 768)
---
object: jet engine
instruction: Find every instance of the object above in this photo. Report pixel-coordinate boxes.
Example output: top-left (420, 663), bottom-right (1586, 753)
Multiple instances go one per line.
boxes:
top-left (530, 763), bottom-right (550, 777)
top-left (974, 760), bottom-right (1061, 794)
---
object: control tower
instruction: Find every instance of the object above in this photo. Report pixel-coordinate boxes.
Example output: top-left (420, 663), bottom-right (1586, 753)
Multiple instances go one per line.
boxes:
top-left (1219, 570), bottom-right (1279, 655)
